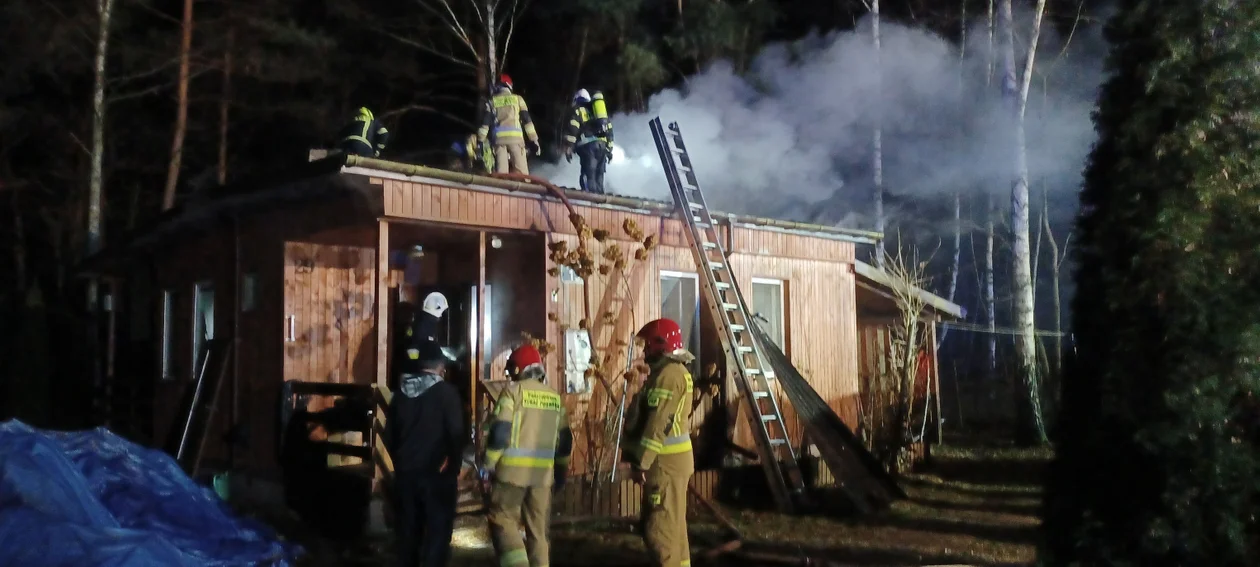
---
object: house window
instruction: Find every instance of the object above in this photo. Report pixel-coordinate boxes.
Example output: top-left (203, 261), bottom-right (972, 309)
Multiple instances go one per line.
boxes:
top-left (752, 278), bottom-right (786, 353)
top-left (192, 281), bottom-right (215, 379)
top-left (241, 273), bottom-right (257, 312)
top-left (160, 290), bottom-right (174, 380)
top-left (659, 271), bottom-right (701, 373)
top-left (560, 265), bottom-right (582, 284)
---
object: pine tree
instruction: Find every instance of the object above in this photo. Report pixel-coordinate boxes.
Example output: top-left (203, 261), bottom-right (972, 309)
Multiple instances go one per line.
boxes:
top-left (1044, 0), bottom-right (1260, 564)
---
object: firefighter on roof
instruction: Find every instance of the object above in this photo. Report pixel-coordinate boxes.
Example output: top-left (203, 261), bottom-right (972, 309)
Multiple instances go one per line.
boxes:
top-left (337, 107), bottom-right (389, 158)
top-left (624, 318), bottom-right (694, 567)
top-left (484, 345), bottom-right (573, 567)
top-left (477, 74), bottom-right (541, 175)
top-left (562, 88), bottom-right (614, 194)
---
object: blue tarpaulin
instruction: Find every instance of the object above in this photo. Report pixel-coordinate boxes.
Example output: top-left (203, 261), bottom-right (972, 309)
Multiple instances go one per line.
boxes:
top-left (0, 420), bottom-right (303, 566)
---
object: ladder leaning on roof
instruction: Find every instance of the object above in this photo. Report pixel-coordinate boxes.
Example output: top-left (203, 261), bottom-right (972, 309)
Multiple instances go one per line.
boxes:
top-left (649, 117), bottom-right (807, 514)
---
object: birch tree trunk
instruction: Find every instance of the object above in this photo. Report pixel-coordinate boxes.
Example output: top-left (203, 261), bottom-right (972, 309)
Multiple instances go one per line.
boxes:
top-left (162, 0), bottom-right (194, 211)
top-left (88, 0), bottom-right (115, 309)
top-left (485, 0), bottom-right (498, 89)
top-left (1002, 0), bottom-right (1048, 444)
top-left (871, 0), bottom-right (885, 267)
top-left (985, 195), bottom-right (997, 377)
top-left (939, 0), bottom-right (965, 349)
top-left (983, 0), bottom-right (997, 377)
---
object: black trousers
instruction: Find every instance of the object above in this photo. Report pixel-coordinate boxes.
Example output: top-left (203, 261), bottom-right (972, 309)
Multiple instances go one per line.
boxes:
top-left (395, 470), bottom-right (459, 567)
top-left (577, 142), bottom-right (608, 194)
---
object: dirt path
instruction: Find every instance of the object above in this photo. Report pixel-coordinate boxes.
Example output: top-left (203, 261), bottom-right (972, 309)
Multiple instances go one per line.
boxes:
top-left (286, 441), bottom-right (1049, 566)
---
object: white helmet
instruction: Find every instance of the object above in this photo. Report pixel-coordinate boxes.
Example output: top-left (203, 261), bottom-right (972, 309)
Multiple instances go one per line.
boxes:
top-left (421, 292), bottom-right (449, 318)
top-left (574, 89), bottom-right (591, 104)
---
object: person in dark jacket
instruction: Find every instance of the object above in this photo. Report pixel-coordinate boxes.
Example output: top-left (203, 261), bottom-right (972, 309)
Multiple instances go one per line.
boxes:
top-left (387, 338), bottom-right (467, 567)
top-left (338, 107), bottom-right (389, 158)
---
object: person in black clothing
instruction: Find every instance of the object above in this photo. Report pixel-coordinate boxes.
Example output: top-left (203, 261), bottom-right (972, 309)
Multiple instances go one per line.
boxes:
top-left (387, 338), bottom-right (467, 567)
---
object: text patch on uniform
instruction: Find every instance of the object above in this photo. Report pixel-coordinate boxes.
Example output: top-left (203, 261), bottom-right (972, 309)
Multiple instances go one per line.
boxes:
top-left (521, 390), bottom-right (562, 411)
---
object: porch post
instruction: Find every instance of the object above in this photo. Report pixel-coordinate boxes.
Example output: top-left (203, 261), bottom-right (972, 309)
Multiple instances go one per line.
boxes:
top-left (474, 231), bottom-right (487, 431)
top-left (376, 219), bottom-right (390, 387)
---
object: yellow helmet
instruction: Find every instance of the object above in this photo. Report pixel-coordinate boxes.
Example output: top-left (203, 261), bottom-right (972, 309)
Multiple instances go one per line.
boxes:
top-left (357, 107), bottom-right (374, 121)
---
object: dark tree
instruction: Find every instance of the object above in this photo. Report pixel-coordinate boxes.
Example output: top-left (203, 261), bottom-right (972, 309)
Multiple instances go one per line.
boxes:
top-left (1044, 0), bottom-right (1260, 564)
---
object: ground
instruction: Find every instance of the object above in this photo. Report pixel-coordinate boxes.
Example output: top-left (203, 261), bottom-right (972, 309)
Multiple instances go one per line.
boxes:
top-left (271, 437), bottom-right (1048, 567)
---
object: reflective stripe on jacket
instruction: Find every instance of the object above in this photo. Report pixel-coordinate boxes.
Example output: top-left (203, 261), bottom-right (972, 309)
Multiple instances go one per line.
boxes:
top-left (484, 378), bottom-right (572, 487)
top-left (627, 360), bottom-right (694, 470)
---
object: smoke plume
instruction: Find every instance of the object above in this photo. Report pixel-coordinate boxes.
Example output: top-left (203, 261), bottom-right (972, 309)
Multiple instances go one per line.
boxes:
top-left (536, 13), bottom-right (1107, 229)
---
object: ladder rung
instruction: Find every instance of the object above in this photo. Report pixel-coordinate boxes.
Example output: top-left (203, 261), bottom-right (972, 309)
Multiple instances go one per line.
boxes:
top-left (730, 324), bottom-right (745, 332)
top-left (746, 368), bottom-right (761, 375)
top-left (722, 303), bottom-right (738, 311)
top-left (671, 146), bottom-right (685, 154)
top-left (702, 242), bottom-right (717, 249)
top-left (683, 184), bottom-right (698, 191)
top-left (709, 261), bottom-right (725, 270)
top-left (770, 438), bottom-right (787, 446)
top-left (715, 281), bottom-right (730, 289)
top-left (696, 222), bottom-right (711, 229)
top-left (753, 391), bottom-right (769, 399)
top-left (760, 414), bottom-right (777, 422)
top-left (737, 346), bottom-right (753, 354)
top-left (688, 202), bottom-right (703, 210)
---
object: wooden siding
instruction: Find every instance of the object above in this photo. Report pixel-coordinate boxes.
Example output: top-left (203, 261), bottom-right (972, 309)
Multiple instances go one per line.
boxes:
top-left (282, 242), bottom-right (378, 404)
top-left (378, 179), bottom-right (855, 263)
top-left (538, 229), bottom-right (860, 475)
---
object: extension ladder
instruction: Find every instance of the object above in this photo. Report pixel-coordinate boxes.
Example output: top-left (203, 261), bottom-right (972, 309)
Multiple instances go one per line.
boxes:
top-left (649, 118), bottom-right (806, 513)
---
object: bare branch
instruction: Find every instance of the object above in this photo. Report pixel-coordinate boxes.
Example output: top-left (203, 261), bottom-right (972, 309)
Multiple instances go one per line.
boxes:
top-left (378, 29), bottom-right (477, 69)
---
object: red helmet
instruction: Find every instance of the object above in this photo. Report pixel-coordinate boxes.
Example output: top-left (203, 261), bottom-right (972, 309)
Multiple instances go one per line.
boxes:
top-left (637, 318), bottom-right (684, 358)
top-left (498, 73), bottom-right (513, 90)
top-left (506, 344), bottom-right (543, 379)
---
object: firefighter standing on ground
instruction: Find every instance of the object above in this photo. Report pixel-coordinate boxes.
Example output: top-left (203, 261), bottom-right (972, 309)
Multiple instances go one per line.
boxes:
top-left (562, 89), bottom-right (614, 194)
top-left (624, 318), bottom-right (695, 567)
top-left (483, 345), bottom-right (573, 567)
top-left (338, 107), bottom-right (389, 158)
top-left (478, 74), bottom-right (541, 175)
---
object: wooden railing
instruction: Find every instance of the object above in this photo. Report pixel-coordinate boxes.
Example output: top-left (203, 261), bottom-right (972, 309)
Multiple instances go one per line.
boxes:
top-left (371, 384), bottom-right (394, 488)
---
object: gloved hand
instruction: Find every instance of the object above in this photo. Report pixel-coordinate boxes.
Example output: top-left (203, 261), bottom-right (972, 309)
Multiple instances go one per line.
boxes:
top-left (565, 148), bottom-right (573, 163)
top-left (604, 141), bottom-right (614, 163)
top-left (528, 140), bottom-right (541, 156)
top-left (553, 470), bottom-right (567, 493)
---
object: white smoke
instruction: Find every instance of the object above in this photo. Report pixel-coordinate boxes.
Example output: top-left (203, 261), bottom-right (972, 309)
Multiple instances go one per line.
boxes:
top-left (535, 13), bottom-right (1106, 227)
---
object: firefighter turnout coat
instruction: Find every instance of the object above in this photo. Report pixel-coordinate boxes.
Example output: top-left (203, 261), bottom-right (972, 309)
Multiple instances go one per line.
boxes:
top-left (625, 358), bottom-right (695, 567)
top-left (485, 377), bottom-right (573, 567)
top-left (477, 87), bottom-right (540, 175)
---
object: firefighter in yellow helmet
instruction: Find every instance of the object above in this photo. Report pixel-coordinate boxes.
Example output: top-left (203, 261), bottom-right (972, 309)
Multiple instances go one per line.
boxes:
top-left (477, 74), bottom-right (541, 175)
top-left (337, 107), bottom-right (389, 157)
top-left (483, 345), bottom-right (572, 567)
top-left (624, 318), bottom-right (694, 567)
top-left (562, 88), bottom-right (613, 194)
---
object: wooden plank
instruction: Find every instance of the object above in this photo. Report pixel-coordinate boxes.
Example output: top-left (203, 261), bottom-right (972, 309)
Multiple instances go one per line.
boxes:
top-left (376, 221), bottom-right (390, 386)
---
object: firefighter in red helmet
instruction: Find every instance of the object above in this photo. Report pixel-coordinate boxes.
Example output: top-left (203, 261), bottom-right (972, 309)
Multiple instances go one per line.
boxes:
top-left (483, 344), bottom-right (572, 567)
top-left (624, 318), bottom-right (695, 567)
top-left (477, 73), bottom-right (541, 175)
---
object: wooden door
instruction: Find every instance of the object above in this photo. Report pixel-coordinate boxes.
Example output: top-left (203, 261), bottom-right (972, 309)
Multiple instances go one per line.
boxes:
top-left (283, 243), bottom-right (378, 396)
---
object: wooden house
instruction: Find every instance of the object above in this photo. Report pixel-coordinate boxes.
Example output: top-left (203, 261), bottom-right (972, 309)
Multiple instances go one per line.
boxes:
top-left (85, 153), bottom-right (960, 514)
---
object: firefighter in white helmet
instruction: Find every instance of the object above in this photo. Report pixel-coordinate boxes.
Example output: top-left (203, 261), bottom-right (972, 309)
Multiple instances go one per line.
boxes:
top-left (562, 88), bottom-right (613, 194)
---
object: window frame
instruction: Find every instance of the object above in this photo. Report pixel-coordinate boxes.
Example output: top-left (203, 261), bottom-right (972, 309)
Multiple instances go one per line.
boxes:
top-left (751, 277), bottom-right (787, 353)
top-left (192, 280), bottom-right (215, 380)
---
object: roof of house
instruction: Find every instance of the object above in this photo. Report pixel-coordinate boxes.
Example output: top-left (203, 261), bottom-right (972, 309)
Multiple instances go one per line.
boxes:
top-left (854, 260), bottom-right (966, 320)
top-left (81, 153), bottom-right (885, 273)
